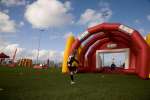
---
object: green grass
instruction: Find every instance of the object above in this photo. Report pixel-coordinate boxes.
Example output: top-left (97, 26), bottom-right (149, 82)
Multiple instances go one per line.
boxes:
top-left (0, 66), bottom-right (150, 100)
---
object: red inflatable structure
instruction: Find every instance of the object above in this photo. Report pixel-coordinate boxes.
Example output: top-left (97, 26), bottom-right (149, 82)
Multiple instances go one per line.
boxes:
top-left (69, 23), bottom-right (150, 79)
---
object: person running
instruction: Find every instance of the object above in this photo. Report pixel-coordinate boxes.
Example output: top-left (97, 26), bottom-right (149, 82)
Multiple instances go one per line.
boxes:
top-left (67, 50), bottom-right (79, 85)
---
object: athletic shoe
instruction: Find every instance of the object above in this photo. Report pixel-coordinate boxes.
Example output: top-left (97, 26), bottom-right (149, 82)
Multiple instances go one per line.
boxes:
top-left (71, 81), bottom-right (75, 85)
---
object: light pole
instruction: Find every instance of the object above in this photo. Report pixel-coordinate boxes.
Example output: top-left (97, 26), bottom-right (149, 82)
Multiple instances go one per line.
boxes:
top-left (36, 29), bottom-right (44, 64)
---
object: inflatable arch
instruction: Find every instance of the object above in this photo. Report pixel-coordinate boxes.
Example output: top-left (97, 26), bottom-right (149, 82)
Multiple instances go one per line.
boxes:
top-left (69, 23), bottom-right (150, 79)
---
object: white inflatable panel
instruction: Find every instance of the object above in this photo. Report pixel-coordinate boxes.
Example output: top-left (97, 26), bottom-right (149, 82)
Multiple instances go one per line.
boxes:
top-left (119, 25), bottom-right (134, 35)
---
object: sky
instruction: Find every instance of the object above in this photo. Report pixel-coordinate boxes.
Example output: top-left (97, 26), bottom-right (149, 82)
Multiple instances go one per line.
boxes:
top-left (0, 0), bottom-right (150, 62)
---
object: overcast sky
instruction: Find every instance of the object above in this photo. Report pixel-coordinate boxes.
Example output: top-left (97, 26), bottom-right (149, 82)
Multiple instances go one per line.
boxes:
top-left (0, 0), bottom-right (150, 62)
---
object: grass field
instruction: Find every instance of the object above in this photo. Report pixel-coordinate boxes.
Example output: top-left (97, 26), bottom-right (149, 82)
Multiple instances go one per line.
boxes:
top-left (0, 66), bottom-right (150, 100)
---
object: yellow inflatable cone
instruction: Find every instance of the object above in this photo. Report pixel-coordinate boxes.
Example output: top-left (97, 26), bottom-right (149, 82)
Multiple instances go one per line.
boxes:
top-left (62, 34), bottom-right (75, 73)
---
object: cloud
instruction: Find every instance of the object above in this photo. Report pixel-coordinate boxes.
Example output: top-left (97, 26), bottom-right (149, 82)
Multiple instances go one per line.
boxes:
top-left (1, 0), bottom-right (26, 6)
top-left (0, 12), bottom-right (17, 33)
top-left (4, 44), bottom-right (24, 56)
top-left (19, 21), bottom-right (24, 27)
top-left (0, 43), bottom-right (63, 62)
top-left (3, 9), bottom-right (9, 14)
top-left (0, 37), bottom-right (63, 62)
top-left (48, 50), bottom-right (63, 62)
top-left (0, 43), bottom-right (25, 59)
top-left (25, 0), bottom-right (74, 29)
top-left (31, 49), bottom-right (48, 60)
top-left (30, 49), bottom-right (63, 62)
top-left (147, 15), bottom-right (150, 21)
top-left (78, 3), bottom-right (112, 27)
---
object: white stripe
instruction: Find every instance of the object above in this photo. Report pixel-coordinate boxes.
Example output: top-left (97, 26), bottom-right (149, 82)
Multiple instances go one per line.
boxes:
top-left (78, 31), bottom-right (89, 40)
top-left (119, 25), bottom-right (134, 35)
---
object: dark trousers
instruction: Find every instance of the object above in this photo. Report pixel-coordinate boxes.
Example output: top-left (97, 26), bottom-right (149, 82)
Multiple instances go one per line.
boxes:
top-left (70, 71), bottom-right (74, 81)
top-left (68, 66), bottom-right (77, 81)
